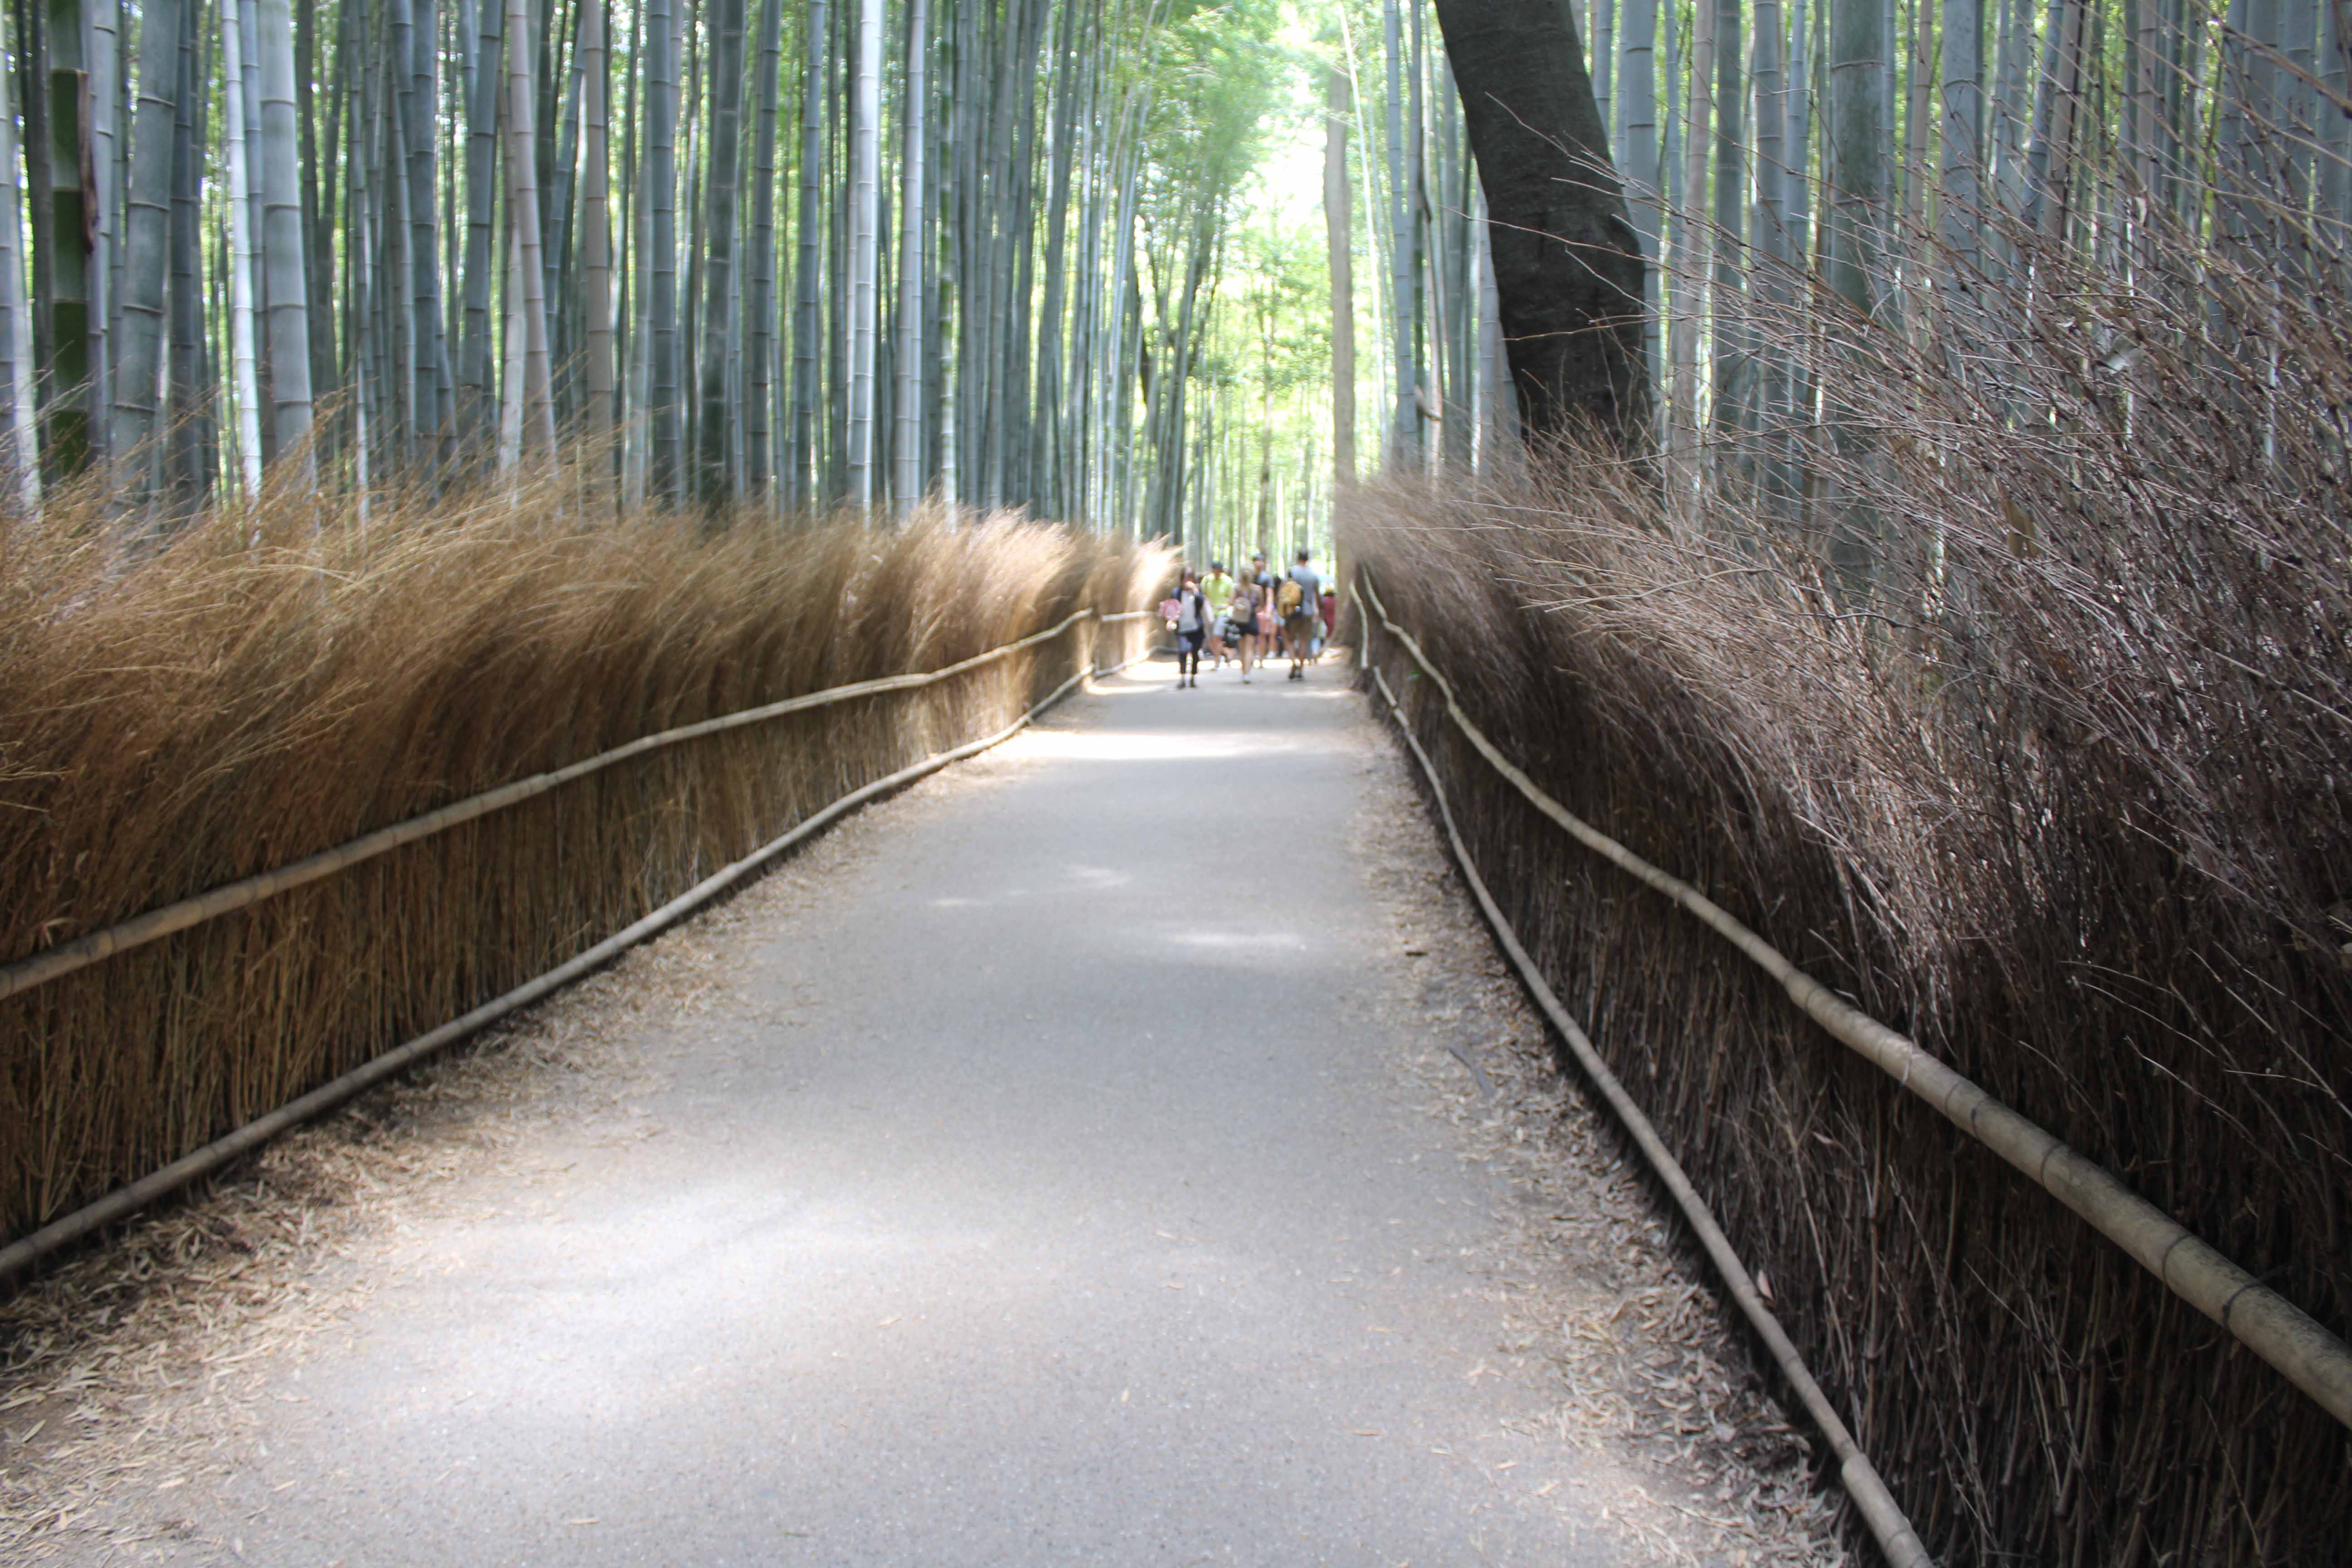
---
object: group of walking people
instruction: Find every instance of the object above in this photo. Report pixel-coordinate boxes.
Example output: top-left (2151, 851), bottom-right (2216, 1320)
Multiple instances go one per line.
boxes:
top-left (1162, 550), bottom-right (1334, 688)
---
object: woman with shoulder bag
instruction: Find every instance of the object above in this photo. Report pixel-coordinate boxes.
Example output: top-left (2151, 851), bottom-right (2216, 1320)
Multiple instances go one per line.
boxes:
top-left (1168, 570), bottom-right (1210, 689)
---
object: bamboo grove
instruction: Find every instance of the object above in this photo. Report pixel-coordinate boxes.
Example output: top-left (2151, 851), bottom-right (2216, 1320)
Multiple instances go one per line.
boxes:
top-left (1338, 0), bottom-right (2352, 492)
top-left (1556, 0), bottom-right (2352, 555)
top-left (0, 0), bottom-right (1316, 535)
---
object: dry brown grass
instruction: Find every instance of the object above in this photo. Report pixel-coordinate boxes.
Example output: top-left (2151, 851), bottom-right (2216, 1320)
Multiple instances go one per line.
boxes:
top-left (1342, 194), bottom-right (2352, 1564)
top-left (0, 474), bottom-right (1167, 1250)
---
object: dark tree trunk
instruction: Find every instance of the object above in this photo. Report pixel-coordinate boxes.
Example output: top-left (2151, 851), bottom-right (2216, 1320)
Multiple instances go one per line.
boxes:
top-left (1428, 0), bottom-right (1648, 448)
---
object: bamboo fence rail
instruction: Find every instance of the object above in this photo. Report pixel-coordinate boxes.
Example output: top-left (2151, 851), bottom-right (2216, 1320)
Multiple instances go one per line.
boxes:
top-left (0, 608), bottom-right (1101, 1007)
top-left (1357, 572), bottom-right (2352, 1435)
top-left (0, 610), bottom-right (1148, 1280)
top-left (1366, 656), bottom-right (1933, 1568)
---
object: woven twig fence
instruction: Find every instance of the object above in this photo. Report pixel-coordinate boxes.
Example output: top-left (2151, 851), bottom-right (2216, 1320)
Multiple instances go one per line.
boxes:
top-left (1351, 566), bottom-right (2352, 1566)
top-left (1, 584), bottom-right (1156, 1269)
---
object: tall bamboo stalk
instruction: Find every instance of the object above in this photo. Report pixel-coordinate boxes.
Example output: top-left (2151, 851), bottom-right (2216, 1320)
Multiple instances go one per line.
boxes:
top-left (892, 0), bottom-right (930, 512)
top-left (0, 35), bottom-right (37, 505)
top-left (221, 2), bottom-right (264, 495)
top-left (647, 0), bottom-right (681, 499)
top-left (696, 0), bottom-right (748, 508)
top-left (504, 0), bottom-right (557, 460)
top-left (745, 0), bottom-right (782, 497)
top-left (581, 0), bottom-right (615, 450)
top-left (1326, 55), bottom-right (1356, 486)
top-left (790, 0), bottom-right (827, 511)
top-left (1384, 0), bottom-right (1411, 468)
top-left (259, 0), bottom-right (314, 473)
top-left (845, 0), bottom-right (880, 509)
top-left (1670, 0), bottom-right (1717, 529)
top-left (109, 0), bottom-right (185, 488)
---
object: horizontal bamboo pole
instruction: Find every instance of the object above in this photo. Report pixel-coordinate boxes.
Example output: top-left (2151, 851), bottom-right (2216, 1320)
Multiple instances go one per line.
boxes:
top-left (1365, 650), bottom-right (1934, 1568)
top-left (0, 627), bottom-right (1145, 1284)
top-left (0, 608), bottom-right (1099, 1005)
top-left (1357, 573), bottom-right (2352, 1435)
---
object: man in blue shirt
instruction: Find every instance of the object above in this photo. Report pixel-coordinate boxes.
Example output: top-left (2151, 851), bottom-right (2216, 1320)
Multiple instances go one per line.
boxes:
top-left (1281, 549), bottom-right (1322, 681)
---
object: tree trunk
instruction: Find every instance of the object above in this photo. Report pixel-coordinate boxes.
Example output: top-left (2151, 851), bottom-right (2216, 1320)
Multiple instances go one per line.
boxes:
top-left (647, 0), bottom-right (680, 500)
top-left (166, 0), bottom-right (207, 504)
top-left (505, 0), bottom-right (557, 459)
top-left (1668, 0), bottom-right (1715, 527)
top-left (1942, 0), bottom-right (1985, 277)
top-left (258, 0), bottom-right (314, 472)
top-left (696, 0), bottom-right (747, 508)
top-left (0, 36), bottom-right (37, 504)
top-left (1752, 0), bottom-right (1787, 456)
top-left (1622, 0), bottom-right (1662, 422)
top-left (581, 0), bottom-right (616, 451)
top-left (1325, 58), bottom-right (1357, 485)
top-left (460, 0), bottom-right (502, 436)
top-left (1711, 0), bottom-right (1744, 439)
top-left (745, 0), bottom-right (781, 497)
top-left (790, 0), bottom-right (826, 511)
top-left (846, 0), bottom-right (880, 509)
top-left (2324, 0), bottom-right (2350, 232)
top-left (1383, 0), bottom-right (1412, 466)
top-left (1431, 0), bottom-right (1649, 447)
top-left (297, 0), bottom-right (332, 447)
top-left (1030, 0), bottom-right (1074, 517)
top-left (221, 2), bottom-right (263, 495)
top-left (87, 0), bottom-right (121, 471)
top-left (892, 0), bottom-right (928, 512)
top-left (1473, 186), bottom-right (1519, 462)
top-left (1829, 0), bottom-right (1892, 314)
top-left (392, 0), bottom-right (447, 481)
top-left (41, 0), bottom-right (95, 478)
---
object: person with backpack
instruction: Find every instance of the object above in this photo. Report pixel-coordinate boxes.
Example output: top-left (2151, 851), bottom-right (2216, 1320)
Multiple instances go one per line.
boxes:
top-left (1279, 549), bottom-right (1322, 681)
top-left (1165, 569), bottom-right (1210, 689)
top-left (1250, 551), bottom-right (1285, 660)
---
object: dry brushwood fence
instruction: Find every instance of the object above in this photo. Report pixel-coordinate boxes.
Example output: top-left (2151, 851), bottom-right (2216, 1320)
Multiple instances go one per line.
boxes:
top-left (1345, 383), bottom-right (2352, 1563)
top-left (1334, 11), bottom-right (2352, 1546)
top-left (1339, 149), bottom-right (2352, 1556)
top-left (1347, 499), bottom-right (2352, 1565)
top-left (0, 487), bottom-right (1166, 1254)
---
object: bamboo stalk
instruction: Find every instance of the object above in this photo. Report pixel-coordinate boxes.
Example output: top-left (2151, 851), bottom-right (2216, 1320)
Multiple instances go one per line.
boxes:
top-left (221, 1), bottom-right (265, 497)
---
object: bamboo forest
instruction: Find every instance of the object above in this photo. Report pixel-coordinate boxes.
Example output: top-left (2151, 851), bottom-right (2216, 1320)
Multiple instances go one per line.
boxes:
top-left (0, 0), bottom-right (2343, 546)
top-left (4, 1), bottom-right (2351, 1565)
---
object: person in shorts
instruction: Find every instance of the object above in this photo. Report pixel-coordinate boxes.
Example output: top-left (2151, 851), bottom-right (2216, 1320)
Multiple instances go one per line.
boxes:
top-left (1281, 549), bottom-right (1322, 681)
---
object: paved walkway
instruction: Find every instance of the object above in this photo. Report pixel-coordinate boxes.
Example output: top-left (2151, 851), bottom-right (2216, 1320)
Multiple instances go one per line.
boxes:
top-left (27, 655), bottom-right (1823, 1566)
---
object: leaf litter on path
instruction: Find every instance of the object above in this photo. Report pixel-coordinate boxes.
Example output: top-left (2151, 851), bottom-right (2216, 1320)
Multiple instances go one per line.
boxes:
top-left (1349, 723), bottom-right (1848, 1567)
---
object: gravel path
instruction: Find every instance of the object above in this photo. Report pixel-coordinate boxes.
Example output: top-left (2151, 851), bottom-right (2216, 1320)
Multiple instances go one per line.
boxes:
top-left (2, 655), bottom-right (1845, 1566)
